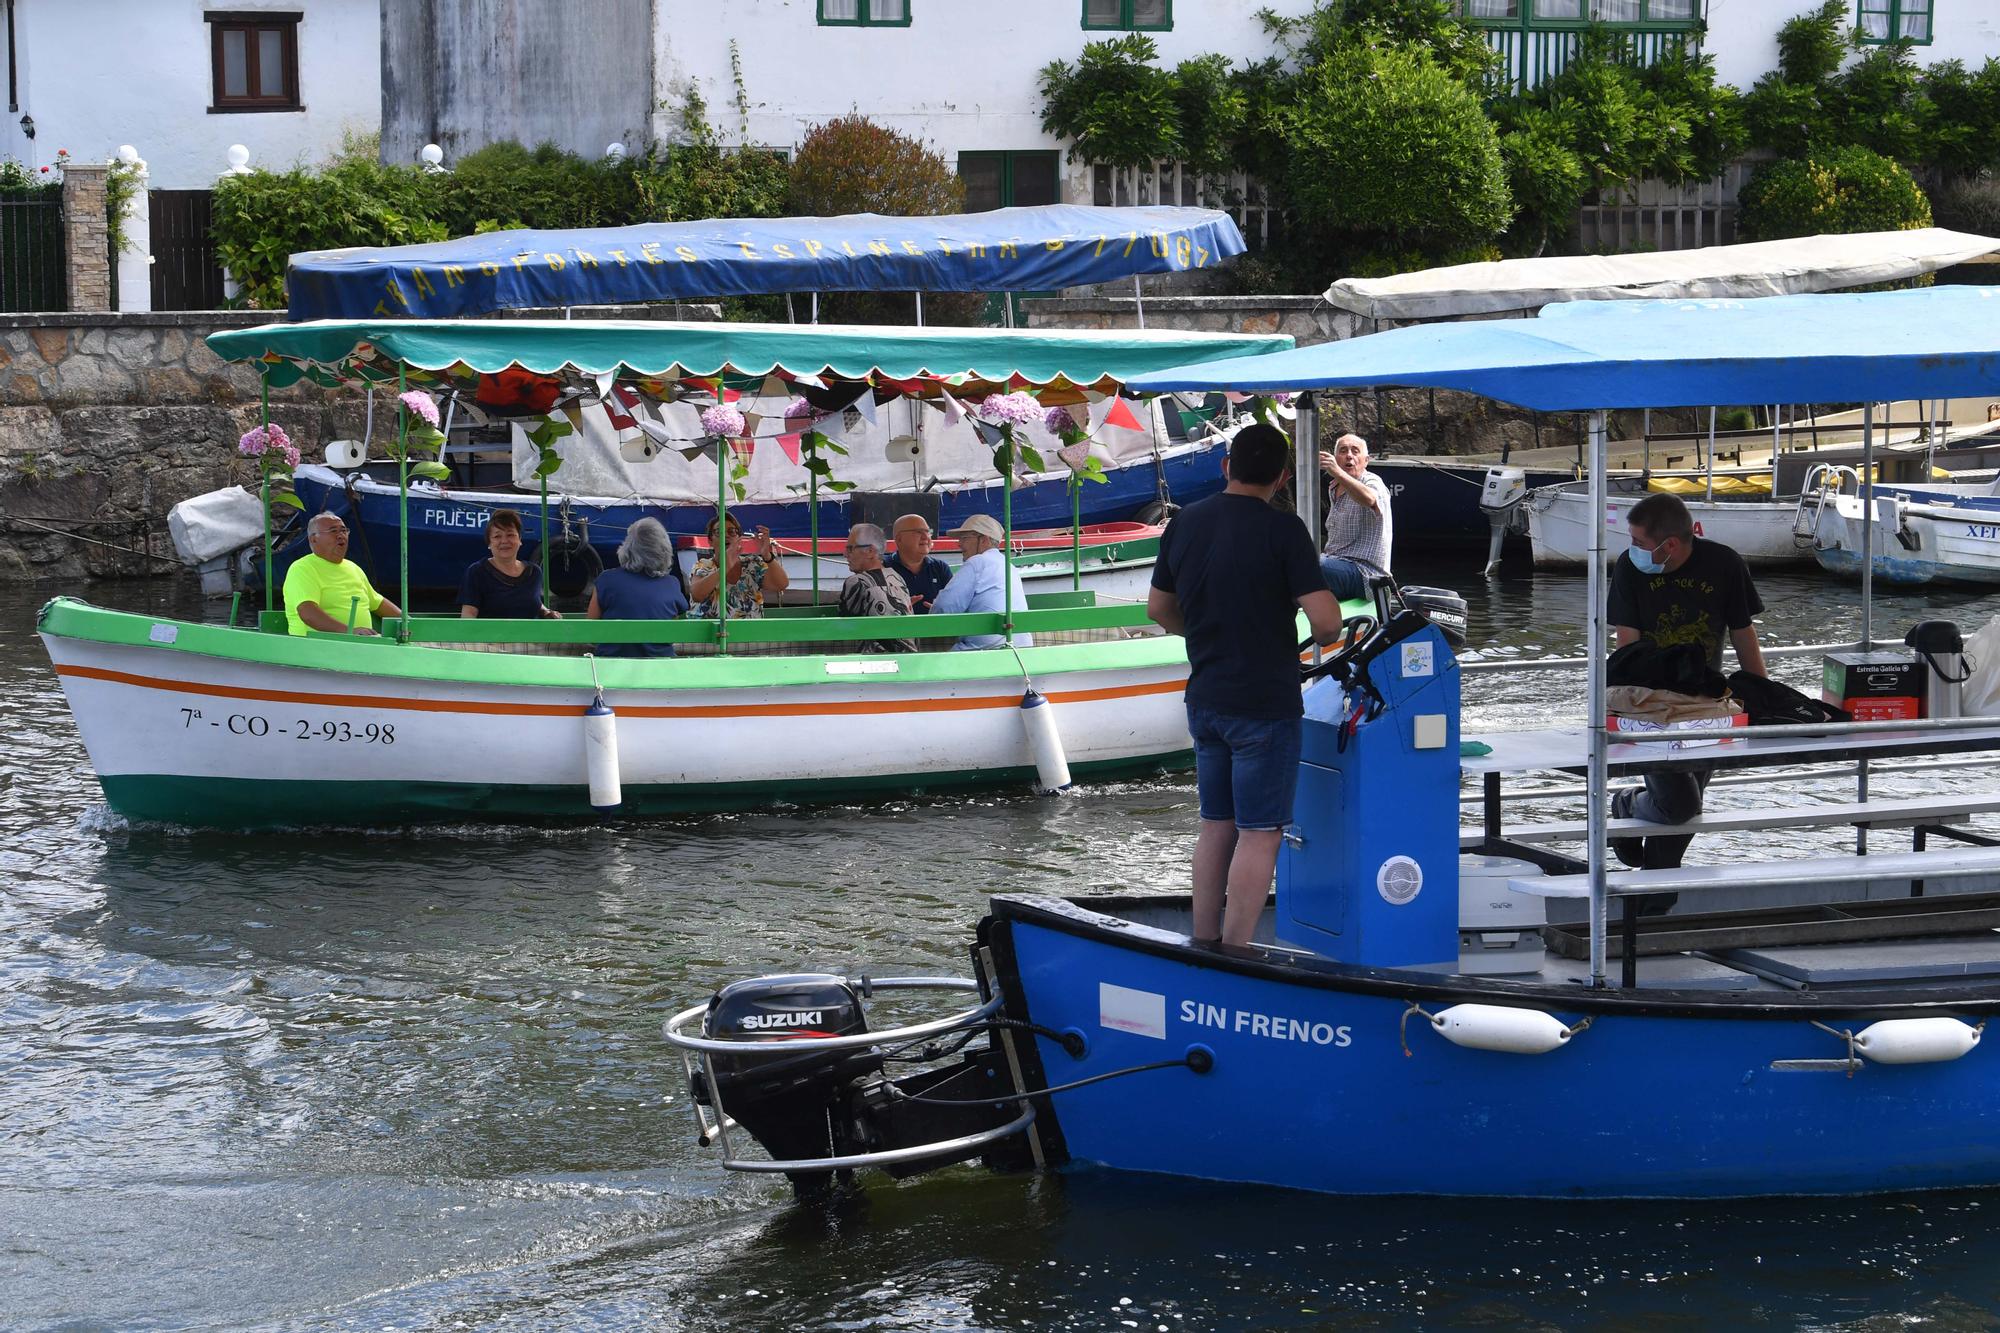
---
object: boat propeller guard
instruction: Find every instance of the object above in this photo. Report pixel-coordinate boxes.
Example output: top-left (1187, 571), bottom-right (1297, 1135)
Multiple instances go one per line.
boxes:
top-left (663, 974), bottom-right (1036, 1195)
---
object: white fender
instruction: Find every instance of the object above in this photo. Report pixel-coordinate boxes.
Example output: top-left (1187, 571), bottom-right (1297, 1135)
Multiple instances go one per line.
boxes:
top-left (1853, 1018), bottom-right (1981, 1065)
top-left (1431, 1004), bottom-right (1573, 1055)
top-left (583, 693), bottom-right (622, 812)
top-left (1019, 688), bottom-right (1072, 794)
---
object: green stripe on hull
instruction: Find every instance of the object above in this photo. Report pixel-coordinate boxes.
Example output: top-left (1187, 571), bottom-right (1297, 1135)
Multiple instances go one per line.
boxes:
top-left (97, 752), bottom-right (1194, 829)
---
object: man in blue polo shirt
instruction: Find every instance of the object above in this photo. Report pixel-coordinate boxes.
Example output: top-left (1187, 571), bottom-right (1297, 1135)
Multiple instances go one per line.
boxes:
top-left (1148, 423), bottom-right (1347, 948)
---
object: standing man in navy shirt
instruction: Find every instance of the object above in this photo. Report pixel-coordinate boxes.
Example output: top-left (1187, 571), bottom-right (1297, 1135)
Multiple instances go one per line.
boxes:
top-left (1148, 423), bottom-right (1347, 947)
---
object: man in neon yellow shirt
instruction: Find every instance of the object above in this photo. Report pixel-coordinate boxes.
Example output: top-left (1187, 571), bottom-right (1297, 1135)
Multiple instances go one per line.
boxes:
top-left (283, 513), bottom-right (402, 636)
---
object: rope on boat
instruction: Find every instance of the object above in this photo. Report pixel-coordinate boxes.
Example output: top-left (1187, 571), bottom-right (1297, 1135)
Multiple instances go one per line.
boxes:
top-left (880, 1047), bottom-right (1213, 1109)
top-left (3, 514), bottom-right (184, 564)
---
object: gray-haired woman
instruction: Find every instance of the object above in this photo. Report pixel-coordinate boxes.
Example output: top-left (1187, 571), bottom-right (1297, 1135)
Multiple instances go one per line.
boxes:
top-left (587, 517), bottom-right (689, 658)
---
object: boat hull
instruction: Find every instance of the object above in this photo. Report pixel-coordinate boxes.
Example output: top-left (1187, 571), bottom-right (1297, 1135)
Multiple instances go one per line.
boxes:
top-left (39, 600), bottom-right (1194, 828)
top-left (1372, 458), bottom-right (1571, 545)
top-left (989, 898), bottom-right (2000, 1198)
top-left (1526, 486), bottom-right (1814, 568)
top-left (1812, 491), bottom-right (2000, 586)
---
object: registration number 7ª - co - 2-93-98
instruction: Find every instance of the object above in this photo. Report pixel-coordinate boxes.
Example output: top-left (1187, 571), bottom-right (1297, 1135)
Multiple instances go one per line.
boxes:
top-left (178, 707), bottom-right (395, 744)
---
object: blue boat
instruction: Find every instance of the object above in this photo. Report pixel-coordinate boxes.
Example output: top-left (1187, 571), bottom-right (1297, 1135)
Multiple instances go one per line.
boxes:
top-left (664, 285), bottom-right (2000, 1201)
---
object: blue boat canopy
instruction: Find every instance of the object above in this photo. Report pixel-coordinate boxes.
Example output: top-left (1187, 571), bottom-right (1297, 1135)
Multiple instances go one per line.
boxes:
top-left (1127, 285), bottom-right (2000, 410)
top-left (285, 205), bottom-right (1248, 322)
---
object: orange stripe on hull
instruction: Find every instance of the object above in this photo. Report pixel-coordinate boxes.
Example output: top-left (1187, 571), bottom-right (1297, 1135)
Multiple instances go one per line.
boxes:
top-left (54, 663), bottom-right (1186, 720)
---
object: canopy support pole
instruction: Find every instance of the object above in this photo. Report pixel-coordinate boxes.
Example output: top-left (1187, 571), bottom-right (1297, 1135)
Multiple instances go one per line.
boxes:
top-left (1641, 408), bottom-right (1650, 483)
top-left (539, 471), bottom-right (549, 612)
top-left (810, 465), bottom-right (820, 605)
top-left (914, 292), bottom-right (924, 327)
top-left (1132, 275), bottom-right (1145, 330)
top-left (1861, 403), bottom-right (1875, 650)
top-left (717, 439), bottom-right (729, 656)
top-left (397, 366), bottom-right (410, 642)
top-left (1771, 404), bottom-right (1781, 497)
top-left (1295, 393), bottom-right (1321, 552)
top-left (259, 372), bottom-right (273, 614)
top-left (1003, 442), bottom-right (1015, 642)
top-left (1705, 407), bottom-right (1716, 505)
top-left (1586, 409), bottom-right (1609, 988)
top-left (811, 293), bottom-right (819, 325)
top-left (1071, 476), bottom-right (1082, 592)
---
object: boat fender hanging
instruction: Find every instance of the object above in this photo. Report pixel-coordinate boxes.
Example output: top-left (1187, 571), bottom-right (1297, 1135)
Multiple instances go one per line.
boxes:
top-left (1425, 1004), bottom-right (1582, 1056)
top-left (1019, 688), bottom-right (1072, 794)
top-left (1853, 1017), bottom-right (1982, 1065)
top-left (583, 691), bottom-right (622, 813)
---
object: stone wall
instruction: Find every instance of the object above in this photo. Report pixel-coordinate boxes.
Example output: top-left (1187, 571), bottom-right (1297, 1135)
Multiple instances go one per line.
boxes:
top-left (61, 167), bottom-right (111, 314)
top-left (1023, 294), bottom-right (1369, 347)
top-left (0, 304), bottom-right (718, 582)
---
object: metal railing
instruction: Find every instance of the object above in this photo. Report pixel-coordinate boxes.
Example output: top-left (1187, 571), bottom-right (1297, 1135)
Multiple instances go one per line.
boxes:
top-left (0, 187), bottom-right (64, 312)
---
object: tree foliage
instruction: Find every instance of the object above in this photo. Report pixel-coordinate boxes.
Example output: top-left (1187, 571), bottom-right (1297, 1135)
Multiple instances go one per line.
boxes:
top-left (1039, 35), bottom-right (1187, 169)
top-left (1737, 145), bottom-right (1932, 240)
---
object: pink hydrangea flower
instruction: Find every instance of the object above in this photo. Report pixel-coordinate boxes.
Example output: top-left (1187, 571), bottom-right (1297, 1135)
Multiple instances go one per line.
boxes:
top-left (398, 389), bottom-right (440, 428)
top-left (237, 422), bottom-right (293, 461)
top-left (1043, 405), bottom-right (1081, 437)
top-left (700, 403), bottom-right (746, 438)
top-left (978, 391), bottom-right (1042, 427)
top-left (784, 396), bottom-right (825, 421)
top-left (1273, 392), bottom-right (1297, 407)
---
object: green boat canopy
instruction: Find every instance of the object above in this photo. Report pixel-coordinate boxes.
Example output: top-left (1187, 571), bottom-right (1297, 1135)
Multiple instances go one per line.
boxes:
top-left (206, 318), bottom-right (1294, 394)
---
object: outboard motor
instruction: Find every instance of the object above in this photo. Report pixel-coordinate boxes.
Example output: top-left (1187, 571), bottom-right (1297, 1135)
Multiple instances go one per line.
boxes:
top-left (1477, 466), bottom-right (1527, 577)
top-left (675, 972), bottom-right (1038, 1200)
top-left (698, 974), bottom-right (882, 1194)
top-left (1398, 585), bottom-right (1469, 648)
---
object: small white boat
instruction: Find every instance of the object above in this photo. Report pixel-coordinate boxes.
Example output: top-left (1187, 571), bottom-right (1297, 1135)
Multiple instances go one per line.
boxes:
top-left (1810, 478), bottom-right (2000, 585)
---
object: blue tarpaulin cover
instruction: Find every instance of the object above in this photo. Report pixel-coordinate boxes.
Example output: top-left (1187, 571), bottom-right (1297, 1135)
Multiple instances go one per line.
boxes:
top-left (285, 205), bottom-right (1248, 322)
top-left (1128, 286), bottom-right (2000, 410)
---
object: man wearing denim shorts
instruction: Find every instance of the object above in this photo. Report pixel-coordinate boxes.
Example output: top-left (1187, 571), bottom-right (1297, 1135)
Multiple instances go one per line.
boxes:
top-left (1148, 423), bottom-right (1348, 947)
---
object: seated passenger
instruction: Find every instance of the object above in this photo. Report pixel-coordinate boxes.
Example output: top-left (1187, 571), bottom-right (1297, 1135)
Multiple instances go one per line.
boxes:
top-left (1317, 432), bottom-right (1392, 601)
top-left (588, 518), bottom-right (688, 657)
top-left (688, 512), bottom-right (790, 618)
top-left (284, 512), bottom-right (402, 637)
top-left (930, 514), bottom-right (1034, 650)
top-left (837, 523), bottom-right (917, 653)
top-left (458, 508), bottom-right (560, 620)
top-left (890, 513), bottom-right (953, 613)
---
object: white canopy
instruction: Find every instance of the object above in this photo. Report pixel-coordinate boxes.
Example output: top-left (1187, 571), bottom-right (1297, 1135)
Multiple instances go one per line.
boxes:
top-left (1322, 228), bottom-right (2000, 321)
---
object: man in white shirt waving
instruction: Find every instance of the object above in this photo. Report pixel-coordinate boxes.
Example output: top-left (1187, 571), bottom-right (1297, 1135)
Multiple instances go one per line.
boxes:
top-left (930, 514), bottom-right (1035, 650)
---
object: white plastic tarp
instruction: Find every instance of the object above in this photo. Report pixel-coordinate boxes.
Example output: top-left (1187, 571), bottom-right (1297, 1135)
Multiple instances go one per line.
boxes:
top-left (167, 485), bottom-right (266, 563)
top-left (1323, 229), bottom-right (2000, 321)
top-left (511, 395), bottom-right (1164, 503)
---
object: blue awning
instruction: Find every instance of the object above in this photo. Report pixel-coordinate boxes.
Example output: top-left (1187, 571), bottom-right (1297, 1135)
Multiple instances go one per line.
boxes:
top-left (285, 205), bottom-right (1247, 321)
top-left (1127, 286), bottom-right (2000, 410)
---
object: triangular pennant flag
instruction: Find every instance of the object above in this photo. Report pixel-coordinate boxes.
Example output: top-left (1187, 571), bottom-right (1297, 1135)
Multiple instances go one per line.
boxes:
top-left (938, 388), bottom-right (965, 426)
top-left (740, 410), bottom-right (764, 439)
top-left (776, 432), bottom-right (803, 465)
top-left (728, 435), bottom-right (755, 461)
top-left (972, 419), bottom-right (1004, 446)
top-left (604, 384), bottom-right (641, 431)
top-left (849, 391), bottom-right (879, 427)
top-left (636, 418), bottom-right (673, 445)
top-left (681, 443), bottom-right (718, 464)
top-left (593, 371), bottom-right (616, 402)
top-left (721, 387), bottom-right (742, 403)
top-left (1086, 396), bottom-right (1116, 432)
top-left (1102, 396), bottom-right (1144, 433)
top-left (1058, 442), bottom-right (1092, 471)
top-left (759, 375), bottom-right (788, 399)
top-left (558, 401), bottom-right (587, 432)
top-left (791, 373), bottom-right (825, 390)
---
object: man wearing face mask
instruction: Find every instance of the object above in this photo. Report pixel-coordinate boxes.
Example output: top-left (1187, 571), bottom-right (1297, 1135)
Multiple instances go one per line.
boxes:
top-left (1607, 493), bottom-right (1767, 893)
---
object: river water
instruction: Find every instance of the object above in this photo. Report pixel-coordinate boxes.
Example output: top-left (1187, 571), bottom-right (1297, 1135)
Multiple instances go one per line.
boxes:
top-left (11, 561), bottom-right (2000, 1331)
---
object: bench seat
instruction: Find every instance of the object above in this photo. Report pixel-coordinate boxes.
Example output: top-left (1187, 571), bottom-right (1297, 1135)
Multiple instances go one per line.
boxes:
top-left (1510, 845), bottom-right (2000, 900)
top-left (1462, 794), bottom-right (2000, 849)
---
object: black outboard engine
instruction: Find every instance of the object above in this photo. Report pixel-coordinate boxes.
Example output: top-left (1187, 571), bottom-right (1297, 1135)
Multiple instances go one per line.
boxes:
top-left (698, 974), bottom-right (881, 1193)
top-left (1399, 585), bottom-right (1469, 647)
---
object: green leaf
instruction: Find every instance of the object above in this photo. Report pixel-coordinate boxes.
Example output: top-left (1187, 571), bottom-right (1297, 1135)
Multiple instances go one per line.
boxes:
top-left (828, 480), bottom-right (857, 492)
top-left (271, 490), bottom-right (305, 509)
top-left (534, 450), bottom-right (563, 478)
top-left (410, 460), bottom-right (451, 482)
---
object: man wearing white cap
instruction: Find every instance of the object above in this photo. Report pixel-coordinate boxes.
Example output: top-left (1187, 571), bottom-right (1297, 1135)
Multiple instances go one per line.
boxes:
top-left (930, 514), bottom-right (1035, 650)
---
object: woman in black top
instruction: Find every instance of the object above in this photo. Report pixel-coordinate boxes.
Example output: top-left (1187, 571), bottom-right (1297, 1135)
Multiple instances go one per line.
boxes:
top-left (459, 509), bottom-right (561, 619)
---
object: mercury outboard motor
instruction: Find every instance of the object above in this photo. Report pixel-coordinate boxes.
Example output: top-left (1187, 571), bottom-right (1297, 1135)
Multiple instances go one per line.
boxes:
top-left (1398, 585), bottom-right (1469, 648)
top-left (697, 974), bottom-right (881, 1194)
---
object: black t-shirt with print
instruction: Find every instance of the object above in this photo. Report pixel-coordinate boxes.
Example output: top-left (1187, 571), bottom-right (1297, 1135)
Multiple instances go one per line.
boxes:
top-left (1607, 536), bottom-right (1763, 670)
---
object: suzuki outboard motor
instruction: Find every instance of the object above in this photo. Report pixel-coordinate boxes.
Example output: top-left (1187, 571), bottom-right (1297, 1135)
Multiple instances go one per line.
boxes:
top-left (698, 974), bottom-right (881, 1194)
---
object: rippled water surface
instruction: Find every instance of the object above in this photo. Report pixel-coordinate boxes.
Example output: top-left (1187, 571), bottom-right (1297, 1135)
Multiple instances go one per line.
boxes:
top-left (12, 562), bottom-right (2000, 1331)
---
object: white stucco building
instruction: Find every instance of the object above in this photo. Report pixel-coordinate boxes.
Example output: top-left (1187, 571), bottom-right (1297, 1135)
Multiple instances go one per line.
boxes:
top-left (0, 0), bottom-right (378, 190)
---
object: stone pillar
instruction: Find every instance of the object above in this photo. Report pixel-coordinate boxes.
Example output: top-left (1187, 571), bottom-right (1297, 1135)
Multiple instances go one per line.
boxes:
top-left (60, 164), bottom-right (112, 313)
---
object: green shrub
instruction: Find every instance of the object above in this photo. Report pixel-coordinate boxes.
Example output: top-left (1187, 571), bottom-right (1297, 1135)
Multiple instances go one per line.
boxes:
top-left (1039, 35), bottom-right (1184, 169)
top-left (1279, 41), bottom-right (1512, 252)
top-left (1776, 0), bottom-right (1850, 84)
top-left (214, 160), bottom-right (447, 308)
top-left (1932, 177), bottom-right (2000, 234)
top-left (1171, 54), bottom-right (1247, 178)
top-left (1736, 145), bottom-right (1932, 240)
top-left (433, 141), bottom-right (640, 234)
top-left (787, 115), bottom-right (977, 325)
top-left (1500, 118), bottom-right (1588, 255)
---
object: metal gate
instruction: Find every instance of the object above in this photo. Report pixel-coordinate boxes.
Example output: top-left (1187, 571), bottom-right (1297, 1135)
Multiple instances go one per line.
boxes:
top-left (0, 187), bottom-right (65, 311)
top-left (150, 188), bottom-right (225, 310)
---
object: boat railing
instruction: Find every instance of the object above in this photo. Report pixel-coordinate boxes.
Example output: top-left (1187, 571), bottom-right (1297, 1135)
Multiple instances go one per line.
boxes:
top-left (358, 599), bottom-right (1160, 654)
top-left (1458, 639), bottom-right (1858, 674)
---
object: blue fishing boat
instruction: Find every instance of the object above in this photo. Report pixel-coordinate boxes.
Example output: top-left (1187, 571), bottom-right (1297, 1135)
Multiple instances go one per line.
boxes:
top-left (665, 285), bottom-right (2000, 1200)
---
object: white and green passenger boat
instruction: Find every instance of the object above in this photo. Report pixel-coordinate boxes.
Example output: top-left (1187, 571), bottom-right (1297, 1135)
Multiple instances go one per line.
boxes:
top-left (40, 318), bottom-right (1293, 828)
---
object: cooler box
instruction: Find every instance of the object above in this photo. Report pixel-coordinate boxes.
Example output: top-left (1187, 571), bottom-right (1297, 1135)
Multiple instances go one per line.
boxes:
top-left (1823, 650), bottom-right (1922, 722)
